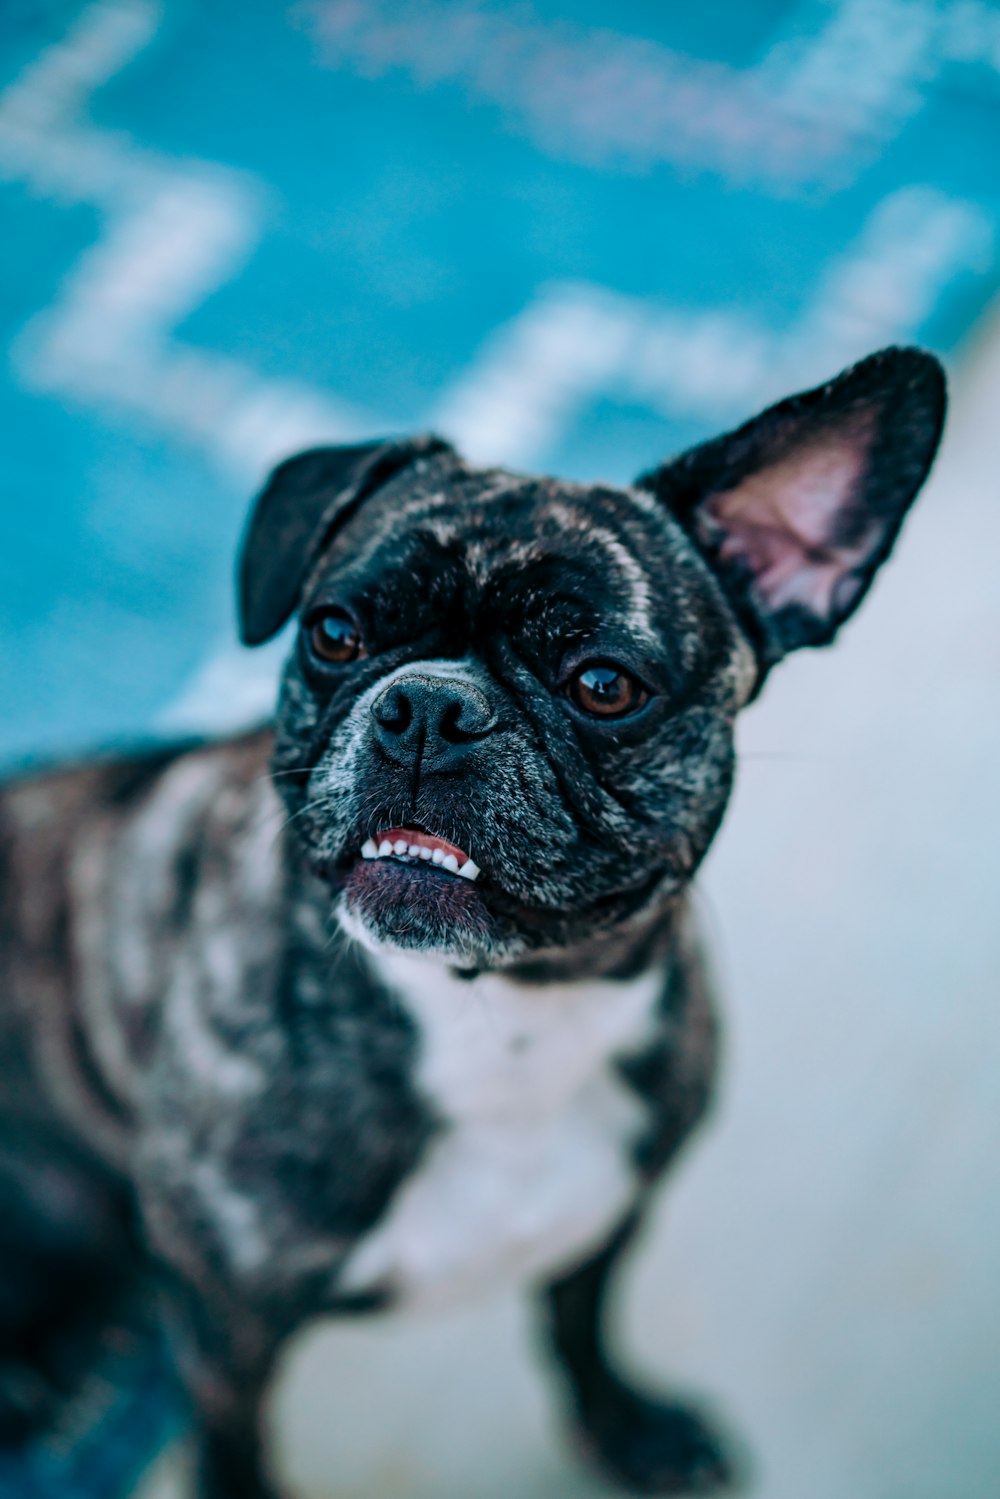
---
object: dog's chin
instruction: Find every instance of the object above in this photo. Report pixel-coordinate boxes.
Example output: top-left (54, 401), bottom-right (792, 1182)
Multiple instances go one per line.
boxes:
top-left (336, 858), bottom-right (519, 963)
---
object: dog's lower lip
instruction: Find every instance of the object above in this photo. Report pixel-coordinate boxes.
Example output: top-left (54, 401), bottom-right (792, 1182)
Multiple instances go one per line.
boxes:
top-left (359, 826), bottom-right (480, 882)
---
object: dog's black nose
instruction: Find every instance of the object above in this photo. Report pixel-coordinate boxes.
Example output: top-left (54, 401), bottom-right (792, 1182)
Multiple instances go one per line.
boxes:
top-left (371, 674), bottom-right (500, 772)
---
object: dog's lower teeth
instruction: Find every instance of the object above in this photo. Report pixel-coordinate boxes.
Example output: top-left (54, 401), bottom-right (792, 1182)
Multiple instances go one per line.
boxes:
top-left (378, 840), bottom-right (392, 856)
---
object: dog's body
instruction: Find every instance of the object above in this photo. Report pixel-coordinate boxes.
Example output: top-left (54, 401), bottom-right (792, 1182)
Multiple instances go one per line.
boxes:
top-left (0, 349), bottom-right (945, 1497)
top-left (0, 728), bottom-right (720, 1494)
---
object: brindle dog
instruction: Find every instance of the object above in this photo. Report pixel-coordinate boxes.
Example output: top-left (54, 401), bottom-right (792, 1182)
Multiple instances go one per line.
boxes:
top-left (0, 348), bottom-right (945, 1498)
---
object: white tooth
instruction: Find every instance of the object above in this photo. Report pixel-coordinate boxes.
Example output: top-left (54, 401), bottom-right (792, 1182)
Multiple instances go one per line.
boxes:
top-left (419, 846), bottom-right (433, 860)
top-left (442, 853), bottom-right (460, 873)
top-left (408, 843), bottom-right (422, 858)
top-left (378, 840), bottom-right (393, 857)
top-left (393, 839), bottom-right (408, 855)
top-left (458, 859), bottom-right (480, 881)
top-left (431, 848), bottom-right (445, 865)
top-left (361, 839), bottom-right (379, 859)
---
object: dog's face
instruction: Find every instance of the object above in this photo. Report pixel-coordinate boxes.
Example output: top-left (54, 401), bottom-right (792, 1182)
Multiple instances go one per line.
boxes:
top-left (260, 461), bottom-right (753, 967)
top-left (238, 348), bottom-right (945, 969)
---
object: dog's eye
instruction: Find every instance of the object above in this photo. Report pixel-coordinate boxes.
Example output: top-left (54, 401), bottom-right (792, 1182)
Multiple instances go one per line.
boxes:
top-left (568, 662), bottom-right (649, 718)
top-left (307, 609), bottom-right (365, 665)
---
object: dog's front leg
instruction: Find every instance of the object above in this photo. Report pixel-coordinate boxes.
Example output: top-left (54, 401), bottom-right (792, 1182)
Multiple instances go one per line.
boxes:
top-left (541, 1215), bottom-right (734, 1495)
top-left (160, 1269), bottom-right (284, 1499)
top-left (138, 1157), bottom-right (290, 1499)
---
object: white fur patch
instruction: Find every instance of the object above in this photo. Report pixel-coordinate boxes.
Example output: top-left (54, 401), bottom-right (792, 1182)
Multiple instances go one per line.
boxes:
top-left (337, 955), bottom-right (662, 1308)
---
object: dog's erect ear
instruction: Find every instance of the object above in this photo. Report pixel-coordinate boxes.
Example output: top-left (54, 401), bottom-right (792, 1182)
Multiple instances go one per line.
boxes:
top-left (636, 347), bottom-right (946, 665)
top-left (238, 434), bottom-right (454, 645)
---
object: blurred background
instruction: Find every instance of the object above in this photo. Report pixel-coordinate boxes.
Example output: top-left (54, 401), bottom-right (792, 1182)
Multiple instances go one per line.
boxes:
top-left (2, 2), bottom-right (999, 1497)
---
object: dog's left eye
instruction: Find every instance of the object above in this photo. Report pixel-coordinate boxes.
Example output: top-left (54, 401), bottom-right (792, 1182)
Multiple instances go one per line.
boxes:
top-left (307, 609), bottom-right (365, 664)
top-left (567, 661), bottom-right (649, 718)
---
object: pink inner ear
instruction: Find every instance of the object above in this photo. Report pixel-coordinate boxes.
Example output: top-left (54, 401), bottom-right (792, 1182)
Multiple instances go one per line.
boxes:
top-left (701, 430), bottom-right (879, 620)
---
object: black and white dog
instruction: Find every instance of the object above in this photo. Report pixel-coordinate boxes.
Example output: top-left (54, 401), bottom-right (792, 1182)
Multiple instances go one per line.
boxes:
top-left (0, 348), bottom-right (944, 1498)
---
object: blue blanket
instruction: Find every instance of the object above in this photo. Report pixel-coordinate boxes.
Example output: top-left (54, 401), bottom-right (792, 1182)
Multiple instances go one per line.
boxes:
top-left (3, 0), bottom-right (1000, 773)
top-left (0, 1317), bottom-right (178, 1499)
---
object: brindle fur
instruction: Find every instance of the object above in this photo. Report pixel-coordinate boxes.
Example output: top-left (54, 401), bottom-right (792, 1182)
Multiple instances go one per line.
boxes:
top-left (0, 348), bottom-right (945, 1498)
top-left (0, 732), bottom-right (718, 1495)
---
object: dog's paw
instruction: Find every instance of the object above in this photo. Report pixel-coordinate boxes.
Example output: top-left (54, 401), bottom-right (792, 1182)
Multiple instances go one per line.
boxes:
top-left (572, 1381), bottom-right (737, 1495)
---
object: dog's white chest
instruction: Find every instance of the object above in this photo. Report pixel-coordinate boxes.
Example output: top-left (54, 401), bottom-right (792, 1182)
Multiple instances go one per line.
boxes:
top-left (338, 958), bottom-right (661, 1308)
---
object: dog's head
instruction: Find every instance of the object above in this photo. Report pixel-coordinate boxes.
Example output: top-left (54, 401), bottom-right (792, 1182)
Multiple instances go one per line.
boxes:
top-left (238, 348), bottom-right (944, 970)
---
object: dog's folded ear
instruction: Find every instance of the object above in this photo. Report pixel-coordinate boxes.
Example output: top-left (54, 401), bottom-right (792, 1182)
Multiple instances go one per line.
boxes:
top-left (238, 434), bottom-right (454, 645)
top-left (636, 347), bottom-right (946, 666)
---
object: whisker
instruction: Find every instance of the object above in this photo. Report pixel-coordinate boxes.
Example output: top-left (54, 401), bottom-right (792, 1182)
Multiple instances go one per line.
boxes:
top-left (263, 794), bottom-right (335, 855)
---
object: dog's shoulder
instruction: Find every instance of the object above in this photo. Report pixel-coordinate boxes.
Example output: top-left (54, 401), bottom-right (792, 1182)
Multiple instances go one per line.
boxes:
top-left (2, 728), bottom-right (273, 868)
top-left (616, 908), bottom-right (722, 1181)
top-left (1, 727), bottom-right (274, 979)
top-left (0, 729), bottom-right (278, 1150)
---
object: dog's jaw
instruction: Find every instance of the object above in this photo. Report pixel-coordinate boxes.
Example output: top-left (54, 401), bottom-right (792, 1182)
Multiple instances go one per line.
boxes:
top-left (336, 854), bottom-right (523, 965)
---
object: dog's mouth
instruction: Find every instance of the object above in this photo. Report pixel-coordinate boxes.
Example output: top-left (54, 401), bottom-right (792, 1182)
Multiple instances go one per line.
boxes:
top-left (338, 820), bottom-right (499, 957)
top-left (358, 825), bottom-right (481, 882)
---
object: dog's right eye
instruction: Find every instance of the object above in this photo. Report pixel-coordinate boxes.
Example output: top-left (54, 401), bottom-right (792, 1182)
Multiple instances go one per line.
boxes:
top-left (307, 609), bottom-right (366, 665)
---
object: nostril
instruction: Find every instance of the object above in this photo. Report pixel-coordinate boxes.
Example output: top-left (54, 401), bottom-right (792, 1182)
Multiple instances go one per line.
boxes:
top-left (372, 686), bottom-right (412, 736)
top-left (439, 701), bottom-right (465, 743)
top-left (438, 696), bottom-right (498, 744)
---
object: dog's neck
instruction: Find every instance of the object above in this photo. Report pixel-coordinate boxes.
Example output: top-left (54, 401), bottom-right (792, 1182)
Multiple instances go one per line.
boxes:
top-left (483, 906), bottom-right (682, 986)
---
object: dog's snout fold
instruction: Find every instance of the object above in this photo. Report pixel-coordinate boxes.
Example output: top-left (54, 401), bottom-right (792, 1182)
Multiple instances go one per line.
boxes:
top-left (371, 674), bottom-right (500, 772)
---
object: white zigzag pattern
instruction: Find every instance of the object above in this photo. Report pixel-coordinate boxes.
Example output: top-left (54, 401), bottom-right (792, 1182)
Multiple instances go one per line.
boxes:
top-left (0, 1), bottom-right (995, 733)
top-left (435, 188), bottom-right (993, 467)
top-left (0, 0), bottom-right (375, 486)
top-left (307, 0), bottom-right (1000, 189)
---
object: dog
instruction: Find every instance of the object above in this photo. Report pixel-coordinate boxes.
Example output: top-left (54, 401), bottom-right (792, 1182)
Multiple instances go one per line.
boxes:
top-left (0, 346), bottom-right (945, 1498)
